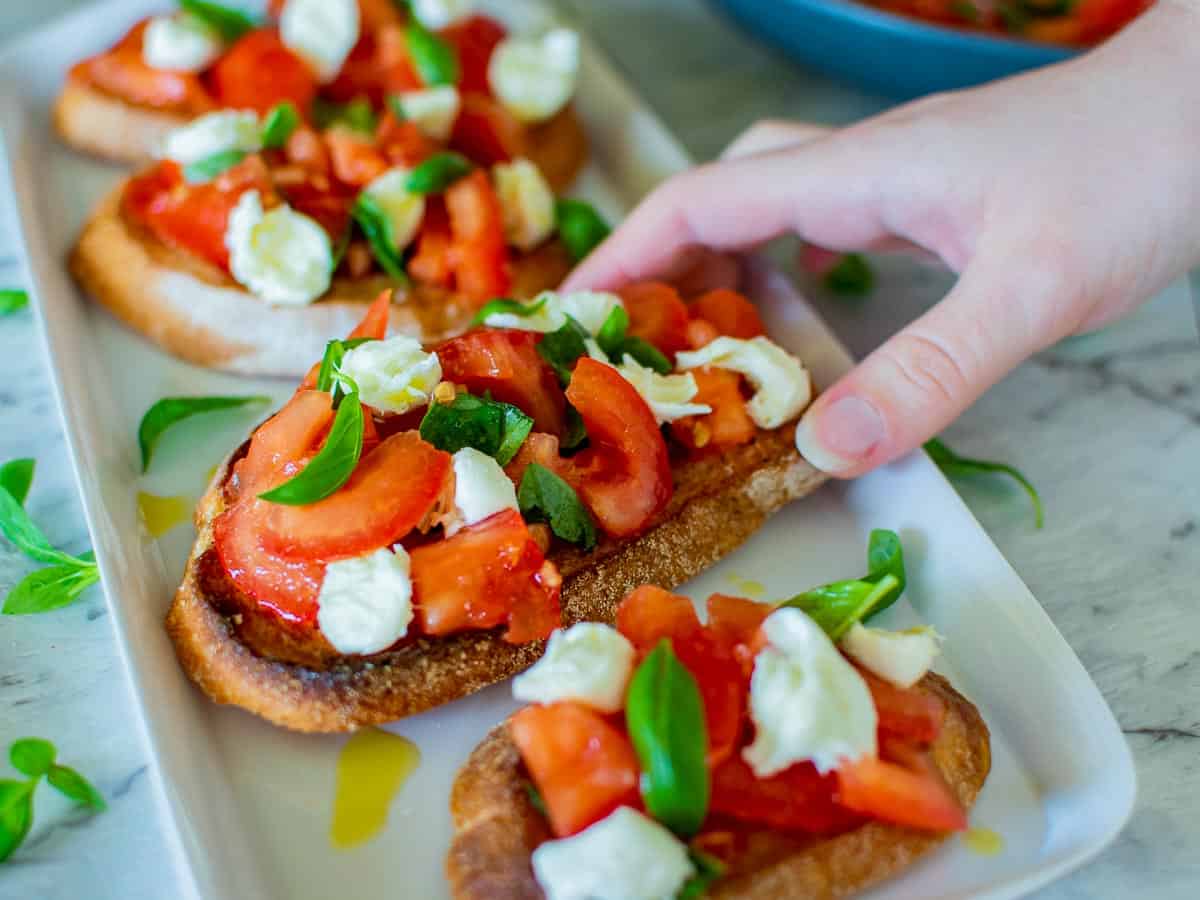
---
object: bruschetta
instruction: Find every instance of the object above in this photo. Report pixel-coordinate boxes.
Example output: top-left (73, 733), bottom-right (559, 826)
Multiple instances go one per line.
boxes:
top-left (166, 283), bottom-right (827, 731)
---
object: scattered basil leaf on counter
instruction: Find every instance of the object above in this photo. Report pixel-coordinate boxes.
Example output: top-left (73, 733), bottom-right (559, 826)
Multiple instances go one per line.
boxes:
top-left (518, 463), bottom-right (596, 550)
top-left (625, 640), bottom-right (710, 836)
top-left (470, 296), bottom-right (547, 327)
top-left (313, 97), bottom-right (378, 135)
top-left (260, 101), bottom-right (300, 149)
top-left (46, 765), bottom-right (106, 811)
top-left (0, 779), bottom-right (35, 863)
top-left (537, 316), bottom-right (590, 385)
top-left (404, 22), bottom-right (459, 86)
top-left (679, 848), bottom-right (727, 899)
top-left (9, 740), bottom-right (55, 779)
top-left (555, 199), bottom-right (610, 262)
top-left (385, 94), bottom-right (408, 121)
top-left (2, 563), bottom-right (101, 616)
top-left (259, 392), bottom-right (364, 505)
top-left (925, 437), bottom-right (1044, 529)
top-left (406, 152), bottom-right (474, 195)
top-left (179, 0), bottom-right (258, 41)
top-left (182, 148), bottom-right (247, 183)
top-left (823, 253), bottom-right (874, 296)
top-left (138, 395), bottom-right (271, 473)
top-left (0, 739), bottom-right (104, 863)
top-left (352, 194), bottom-right (410, 282)
top-left (0, 458), bottom-right (35, 507)
top-left (0, 289), bottom-right (28, 315)
top-left (420, 393), bottom-right (533, 466)
top-left (0, 487), bottom-right (88, 569)
top-left (595, 306), bottom-right (671, 374)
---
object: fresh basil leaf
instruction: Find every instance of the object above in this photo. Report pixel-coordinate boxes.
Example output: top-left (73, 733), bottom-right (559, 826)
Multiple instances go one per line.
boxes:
top-left (823, 253), bottom-right (874, 296)
top-left (518, 463), bottom-right (596, 549)
top-left (46, 764), bottom-right (105, 811)
top-left (405, 152), bottom-right (473, 195)
top-left (316, 337), bottom-right (376, 396)
top-left (0, 459), bottom-right (35, 507)
top-left (523, 780), bottom-right (547, 817)
top-left (419, 393), bottom-right (533, 466)
top-left (595, 305), bottom-right (630, 356)
top-left (925, 437), bottom-right (1044, 529)
top-left (260, 101), bottom-right (300, 149)
top-left (0, 779), bottom-right (35, 864)
top-left (259, 393), bottom-right (364, 505)
top-left (625, 640), bottom-right (710, 836)
top-left (404, 22), bottom-right (459, 86)
top-left (594, 306), bottom-right (672, 374)
top-left (560, 404), bottom-right (588, 452)
top-left (182, 148), bottom-right (247, 183)
top-left (9, 739), bottom-right (55, 779)
top-left (470, 296), bottom-right (547, 327)
top-left (621, 337), bottom-right (672, 374)
top-left (784, 574), bottom-right (899, 642)
top-left (138, 395), bottom-right (271, 473)
top-left (386, 94), bottom-right (408, 121)
top-left (555, 199), bottom-right (610, 262)
top-left (313, 97), bottom-right (377, 134)
top-left (537, 317), bottom-right (590, 385)
top-left (0, 289), bottom-right (28, 315)
top-left (679, 849), bottom-right (726, 899)
top-left (179, 0), bottom-right (258, 41)
top-left (2, 562), bottom-right (100, 616)
top-left (864, 528), bottom-right (906, 596)
top-left (0, 489), bottom-right (87, 568)
top-left (352, 194), bottom-right (410, 282)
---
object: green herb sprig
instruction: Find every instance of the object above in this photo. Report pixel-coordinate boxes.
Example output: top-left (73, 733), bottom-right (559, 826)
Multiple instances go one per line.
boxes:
top-left (470, 296), bottom-right (548, 327)
top-left (313, 97), bottom-right (378, 135)
top-left (258, 391), bottom-right (364, 506)
top-left (406, 152), bottom-right (474, 195)
top-left (138, 395), bottom-right (271, 473)
top-left (555, 199), bottom-right (610, 262)
top-left (679, 848), bottom-right (727, 899)
top-left (182, 149), bottom-right (247, 183)
top-left (517, 463), bottom-right (596, 549)
top-left (823, 253), bottom-right (874, 296)
top-left (419, 392), bottom-right (533, 466)
top-left (537, 316), bottom-right (591, 385)
top-left (351, 194), bottom-right (410, 282)
top-left (595, 306), bottom-right (671, 374)
top-left (260, 101), bottom-right (300, 149)
top-left (179, 0), bottom-right (259, 41)
top-left (404, 22), bottom-right (459, 86)
top-left (925, 437), bottom-right (1044, 528)
top-left (1, 738), bottom-right (104, 863)
top-left (0, 289), bottom-right (28, 315)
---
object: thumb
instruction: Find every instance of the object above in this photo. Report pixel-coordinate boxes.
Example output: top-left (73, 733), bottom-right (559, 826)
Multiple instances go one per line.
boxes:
top-left (794, 256), bottom-right (1067, 476)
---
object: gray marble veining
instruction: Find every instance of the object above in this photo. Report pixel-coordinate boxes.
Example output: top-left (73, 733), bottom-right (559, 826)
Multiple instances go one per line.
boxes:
top-left (1, 1), bottom-right (1198, 898)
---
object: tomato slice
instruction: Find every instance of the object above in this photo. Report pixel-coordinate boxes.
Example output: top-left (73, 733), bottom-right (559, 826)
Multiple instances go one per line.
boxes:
top-left (377, 114), bottom-right (435, 168)
top-left (410, 509), bottom-right (561, 642)
top-left (616, 584), bottom-right (702, 648)
top-left (706, 593), bottom-right (770, 679)
top-left (836, 753), bottom-right (967, 832)
top-left (689, 289), bottom-right (765, 340)
top-left (450, 94), bottom-right (528, 166)
top-left (440, 14), bottom-right (507, 95)
top-left (711, 754), bottom-right (863, 834)
top-left (278, 177), bottom-right (356, 241)
top-left (503, 431), bottom-right (571, 491)
top-left (445, 169), bottom-right (511, 303)
top-left (510, 702), bottom-right (640, 838)
top-left (209, 29), bottom-right (318, 114)
top-left (618, 282), bottom-right (691, 358)
top-left (261, 431), bottom-right (452, 561)
top-left (407, 199), bottom-right (454, 288)
top-left (77, 20), bottom-right (213, 112)
top-left (230, 391), bottom-right (336, 497)
top-left (671, 367), bottom-right (755, 452)
top-left (349, 289), bottom-right (394, 340)
top-left (566, 358), bottom-right (672, 538)
top-left (860, 669), bottom-right (946, 746)
top-left (437, 329), bottom-right (567, 435)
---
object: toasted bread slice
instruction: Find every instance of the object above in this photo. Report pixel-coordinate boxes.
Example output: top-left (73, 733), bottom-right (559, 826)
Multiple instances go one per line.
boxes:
top-left (69, 185), bottom-right (574, 376)
top-left (166, 425), bottom-right (825, 732)
top-left (446, 672), bottom-right (991, 900)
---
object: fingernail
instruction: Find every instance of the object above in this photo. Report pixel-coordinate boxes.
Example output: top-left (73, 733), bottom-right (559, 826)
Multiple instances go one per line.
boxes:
top-left (794, 395), bottom-right (884, 473)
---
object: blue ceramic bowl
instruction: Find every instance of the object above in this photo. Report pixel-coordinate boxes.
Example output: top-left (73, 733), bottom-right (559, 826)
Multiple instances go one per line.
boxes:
top-left (709, 0), bottom-right (1076, 99)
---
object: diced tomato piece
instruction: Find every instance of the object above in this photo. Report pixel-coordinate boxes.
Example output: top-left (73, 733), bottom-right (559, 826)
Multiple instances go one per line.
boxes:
top-left (689, 289), bottom-right (765, 339)
top-left (445, 169), bottom-right (511, 303)
top-left (450, 94), bottom-right (527, 166)
top-left (377, 114), bottom-right (434, 168)
top-left (706, 593), bottom-right (770, 679)
top-left (322, 34), bottom-right (386, 104)
top-left (685, 317), bottom-right (721, 350)
top-left (566, 358), bottom-right (672, 538)
top-left (437, 329), bottom-right (566, 435)
top-left (261, 432), bottom-right (452, 561)
top-left (76, 20), bottom-right (213, 112)
top-left (375, 24), bottom-right (425, 93)
top-left (407, 199), bottom-right (454, 288)
top-left (859, 669), bottom-right (946, 746)
top-left (711, 754), bottom-right (863, 834)
top-left (616, 585), bottom-right (702, 649)
top-left (209, 29), bottom-right (318, 114)
top-left (285, 126), bottom-right (332, 175)
top-left (618, 282), bottom-right (691, 358)
top-left (836, 753), bottom-right (967, 832)
top-left (356, 0), bottom-right (407, 29)
top-left (278, 177), bottom-right (356, 241)
top-left (440, 14), bottom-right (507, 94)
top-left (671, 368), bottom-right (755, 452)
top-left (503, 431), bottom-right (570, 489)
top-left (410, 509), bottom-right (561, 642)
top-left (349, 289), bottom-right (394, 340)
top-left (325, 128), bottom-right (390, 187)
top-left (510, 702), bottom-right (640, 838)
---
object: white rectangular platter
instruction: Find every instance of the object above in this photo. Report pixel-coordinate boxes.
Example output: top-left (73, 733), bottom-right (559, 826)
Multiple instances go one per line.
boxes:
top-left (0, 2), bottom-right (1135, 898)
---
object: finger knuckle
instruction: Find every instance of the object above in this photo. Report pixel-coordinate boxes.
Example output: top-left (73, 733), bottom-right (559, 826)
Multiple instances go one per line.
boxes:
top-left (882, 330), bottom-right (976, 409)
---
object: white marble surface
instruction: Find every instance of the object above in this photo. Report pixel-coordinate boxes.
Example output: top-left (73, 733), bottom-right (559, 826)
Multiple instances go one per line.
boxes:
top-left (1, 1), bottom-right (1198, 898)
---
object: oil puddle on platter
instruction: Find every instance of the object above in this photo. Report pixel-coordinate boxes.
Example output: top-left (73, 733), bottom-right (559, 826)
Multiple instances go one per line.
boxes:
top-left (137, 492), bottom-right (190, 538)
top-left (330, 729), bottom-right (421, 849)
top-left (724, 573), bottom-right (766, 597)
top-left (963, 827), bottom-right (1004, 856)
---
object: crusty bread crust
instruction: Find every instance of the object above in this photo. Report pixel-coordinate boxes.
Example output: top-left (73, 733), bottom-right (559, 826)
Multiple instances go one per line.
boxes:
top-left (69, 184), bottom-right (574, 376)
top-left (165, 427), bottom-right (826, 732)
top-left (446, 673), bottom-right (991, 900)
top-left (53, 76), bottom-right (191, 165)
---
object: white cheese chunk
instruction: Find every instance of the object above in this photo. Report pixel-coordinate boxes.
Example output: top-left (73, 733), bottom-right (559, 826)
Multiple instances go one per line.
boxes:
top-left (338, 335), bottom-right (442, 414)
top-left (512, 623), bottom-right (635, 713)
top-left (481, 290), bottom-right (623, 335)
top-left (493, 158), bottom-right (556, 250)
top-left (841, 624), bottom-right (942, 689)
top-left (412, 0), bottom-right (475, 28)
top-left (396, 85), bottom-right (461, 141)
top-left (160, 110), bottom-right (262, 165)
top-left (142, 13), bottom-right (223, 72)
top-left (317, 546), bottom-right (413, 655)
top-left (450, 447), bottom-right (518, 534)
top-left (615, 358), bottom-right (710, 425)
top-left (744, 607), bottom-right (877, 777)
top-left (532, 806), bottom-right (695, 900)
top-left (280, 0), bottom-right (360, 83)
top-left (226, 191), bottom-right (333, 306)
top-left (676, 336), bottom-right (812, 429)
top-left (362, 168), bottom-right (427, 251)
top-left (488, 29), bottom-right (580, 124)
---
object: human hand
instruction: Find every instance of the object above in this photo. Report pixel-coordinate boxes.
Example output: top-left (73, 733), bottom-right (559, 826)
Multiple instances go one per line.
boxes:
top-left (563, 1), bottom-right (1200, 477)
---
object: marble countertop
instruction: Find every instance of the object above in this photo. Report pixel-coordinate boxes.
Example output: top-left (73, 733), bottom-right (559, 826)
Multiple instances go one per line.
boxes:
top-left (1, 1), bottom-right (1198, 898)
